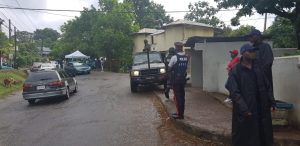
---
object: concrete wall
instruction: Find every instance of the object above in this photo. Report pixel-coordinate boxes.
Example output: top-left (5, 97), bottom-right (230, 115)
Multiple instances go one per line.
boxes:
top-left (164, 26), bottom-right (185, 51)
top-left (184, 26), bottom-right (214, 39)
top-left (197, 41), bottom-right (248, 92)
top-left (152, 33), bottom-right (166, 51)
top-left (190, 50), bottom-right (203, 87)
top-left (273, 48), bottom-right (297, 57)
top-left (132, 34), bottom-right (151, 53)
top-left (272, 56), bottom-right (300, 128)
top-left (193, 41), bottom-right (294, 93)
top-left (151, 26), bottom-right (214, 52)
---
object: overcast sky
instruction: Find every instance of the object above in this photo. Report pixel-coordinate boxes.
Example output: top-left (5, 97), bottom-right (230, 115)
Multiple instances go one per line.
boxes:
top-left (0, 0), bottom-right (275, 34)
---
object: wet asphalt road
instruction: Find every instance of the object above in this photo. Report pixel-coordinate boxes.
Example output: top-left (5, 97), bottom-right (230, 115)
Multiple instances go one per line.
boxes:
top-left (0, 72), bottom-right (219, 146)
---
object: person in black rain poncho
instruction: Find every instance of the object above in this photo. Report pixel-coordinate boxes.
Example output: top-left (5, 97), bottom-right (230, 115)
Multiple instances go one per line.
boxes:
top-left (225, 44), bottom-right (276, 146)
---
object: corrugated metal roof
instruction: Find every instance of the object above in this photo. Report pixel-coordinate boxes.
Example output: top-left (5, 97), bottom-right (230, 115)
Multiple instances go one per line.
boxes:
top-left (162, 19), bottom-right (213, 28)
top-left (150, 30), bottom-right (165, 35)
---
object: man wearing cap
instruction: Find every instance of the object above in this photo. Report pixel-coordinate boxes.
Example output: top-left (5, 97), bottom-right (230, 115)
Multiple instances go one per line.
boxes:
top-left (226, 44), bottom-right (275, 146)
top-left (168, 42), bottom-right (189, 119)
top-left (246, 29), bottom-right (274, 92)
top-left (164, 47), bottom-right (176, 99)
top-left (227, 49), bottom-right (240, 73)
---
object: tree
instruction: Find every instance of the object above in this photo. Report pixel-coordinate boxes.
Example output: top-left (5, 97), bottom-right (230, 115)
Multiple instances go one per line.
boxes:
top-left (60, 0), bottom-right (139, 71)
top-left (14, 31), bottom-right (40, 67)
top-left (215, 0), bottom-right (300, 49)
top-left (33, 28), bottom-right (60, 48)
top-left (184, 1), bottom-right (225, 28)
top-left (266, 17), bottom-right (297, 48)
top-left (0, 32), bottom-right (10, 66)
top-left (229, 25), bottom-right (255, 37)
top-left (124, 0), bottom-right (173, 28)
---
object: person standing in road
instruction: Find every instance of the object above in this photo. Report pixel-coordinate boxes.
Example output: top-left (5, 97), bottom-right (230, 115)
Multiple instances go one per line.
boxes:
top-left (224, 49), bottom-right (240, 103)
top-left (246, 29), bottom-right (274, 92)
top-left (164, 47), bottom-right (176, 99)
top-left (168, 42), bottom-right (189, 119)
top-left (226, 44), bottom-right (275, 146)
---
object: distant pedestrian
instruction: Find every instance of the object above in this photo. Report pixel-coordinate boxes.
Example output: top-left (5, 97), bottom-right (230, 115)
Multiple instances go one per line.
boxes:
top-left (164, 47), bottom-right (176, 99)
top-left (246, 29), bottom-right (274, 93)
top-left (100, 57), bottom-right (105, 72)
top-left (224, 49), bottom-right (239, 103)
top-left (168, 42), bottom-right (188, 119)
top-left (226, 44), bottom-right (275, 146)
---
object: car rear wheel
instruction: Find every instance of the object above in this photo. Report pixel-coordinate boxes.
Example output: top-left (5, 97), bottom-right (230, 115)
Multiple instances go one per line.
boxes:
top-left (65, 88), bottom-right (70, 99)
top-left (130, 82), bottom-right (138, 93)
top-left (28, 99), bottom-right (36, 104)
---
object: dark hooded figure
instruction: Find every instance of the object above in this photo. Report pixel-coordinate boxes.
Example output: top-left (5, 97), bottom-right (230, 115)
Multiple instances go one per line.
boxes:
top-left (246, 29), bottom-right (274, 94)
top-left (226, 44), bottom-right (276, 146)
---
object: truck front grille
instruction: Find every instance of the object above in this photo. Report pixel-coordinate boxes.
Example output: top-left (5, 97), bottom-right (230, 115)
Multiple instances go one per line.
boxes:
top-left (140, 69), bottom-right (159, 76)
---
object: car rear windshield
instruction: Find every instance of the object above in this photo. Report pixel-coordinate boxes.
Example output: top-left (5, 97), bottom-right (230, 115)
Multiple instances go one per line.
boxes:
top-left (26, 72), bottom-right (59, 82)
top-left (133, 53), bottom-right (162, 65)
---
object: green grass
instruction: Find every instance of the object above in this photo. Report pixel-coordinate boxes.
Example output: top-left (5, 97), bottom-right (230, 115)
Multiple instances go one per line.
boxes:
top-left (284, 50), bottom-right (300, 56)
top-left (0, 70), bottom-right (27, 99)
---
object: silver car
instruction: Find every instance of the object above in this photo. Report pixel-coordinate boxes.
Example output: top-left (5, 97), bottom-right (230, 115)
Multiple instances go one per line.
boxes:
top-left (22, 70), bottom-right (78, 104)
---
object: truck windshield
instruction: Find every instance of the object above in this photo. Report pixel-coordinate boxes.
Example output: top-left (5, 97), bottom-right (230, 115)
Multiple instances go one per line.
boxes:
top-left (133, 53), bottom-right (162, 65)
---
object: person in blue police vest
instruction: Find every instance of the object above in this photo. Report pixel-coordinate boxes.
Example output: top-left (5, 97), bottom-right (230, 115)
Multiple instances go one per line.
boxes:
top-left (168, 42), bottom-right (189, 119)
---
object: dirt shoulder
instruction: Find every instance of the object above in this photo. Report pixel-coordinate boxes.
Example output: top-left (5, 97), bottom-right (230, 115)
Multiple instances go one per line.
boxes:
top-left (0, 70), bottom-right (27, 98)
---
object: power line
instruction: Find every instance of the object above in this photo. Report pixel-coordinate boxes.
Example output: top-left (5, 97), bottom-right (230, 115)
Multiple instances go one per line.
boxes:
top-left (0, 4), bottom-right (35, 31)
top-left (223, 17), bottom-right (276, 23)
top-left (34, 10), bottom-right (75, 17)
top-left (1, 8), bottom-right (32, 31)
top-left (14, 0), bottom-right (37, 30)
top-left (0, 5), bottom-right (241, 13)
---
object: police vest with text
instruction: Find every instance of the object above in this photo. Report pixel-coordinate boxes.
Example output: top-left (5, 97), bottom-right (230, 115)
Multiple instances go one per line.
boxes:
top-left (174, 54), bottom-right (188, 83)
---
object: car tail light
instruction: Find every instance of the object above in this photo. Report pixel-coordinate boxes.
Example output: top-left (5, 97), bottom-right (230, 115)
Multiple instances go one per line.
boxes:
top-left (23, 83), bottom-right (32, 90)
top-left (49, 81), bottom-right (65, 86)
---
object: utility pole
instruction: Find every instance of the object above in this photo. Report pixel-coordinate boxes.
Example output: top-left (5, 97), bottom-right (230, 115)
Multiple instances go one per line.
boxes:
top-left (263, 13), bottom-right (267, 33)
top-left (0, 18), bottom-right (3, 67)
top-left (9, 19), bottom-right (11, 41)
top-left (14, 27), bottom-right (17, 69)
top-left (41, 38), bottom-right (44, 57)
top-left (0, 18), bottom-right (4, 32)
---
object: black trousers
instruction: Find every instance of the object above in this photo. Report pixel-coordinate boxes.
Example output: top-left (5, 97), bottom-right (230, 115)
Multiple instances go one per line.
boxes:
top-left (173, 82), bottom-right (185, 116)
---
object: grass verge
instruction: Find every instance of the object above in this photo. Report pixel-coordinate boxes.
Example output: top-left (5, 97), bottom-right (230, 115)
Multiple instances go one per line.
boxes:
top-left (0, 70), bottom-right (27, 99)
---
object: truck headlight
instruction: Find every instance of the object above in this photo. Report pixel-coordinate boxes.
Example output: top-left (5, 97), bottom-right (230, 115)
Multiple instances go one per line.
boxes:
top-left (160, 68), bottom-right (166, 74)
top-left (132, 71), bottom-right (140, 76)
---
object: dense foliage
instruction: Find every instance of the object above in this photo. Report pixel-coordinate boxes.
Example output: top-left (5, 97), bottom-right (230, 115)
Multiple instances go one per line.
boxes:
top-left (214, 0), bottom-right (300, 49)
top-left (184, 1), bottom-right (225, 28)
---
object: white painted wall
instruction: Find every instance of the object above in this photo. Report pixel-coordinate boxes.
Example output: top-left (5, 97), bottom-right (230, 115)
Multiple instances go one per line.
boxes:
top-left (200, 41), bottom-right (248, 92)
top-left (272, 56), bottom-right (300, 128)
top-left (193, 40), bottom-right (300, 127)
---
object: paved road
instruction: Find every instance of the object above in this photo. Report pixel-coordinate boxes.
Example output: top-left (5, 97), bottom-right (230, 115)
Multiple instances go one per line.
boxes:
top-left (0, 72), bottom-right (218, 146)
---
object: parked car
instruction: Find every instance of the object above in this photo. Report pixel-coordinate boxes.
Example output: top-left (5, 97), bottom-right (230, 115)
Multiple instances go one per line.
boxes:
top-left (64, 62), bottom-right (91, 75)
top-left (0, 65), bottom-right (14, 70)
top-left (30, 62), bottom-right (43, 72)
top-left (22, 70), bottom-right (78, 104)
top-left (129, 51), bottom-right (166, 92)
top-left (40, 63), bottom-right (56, 70)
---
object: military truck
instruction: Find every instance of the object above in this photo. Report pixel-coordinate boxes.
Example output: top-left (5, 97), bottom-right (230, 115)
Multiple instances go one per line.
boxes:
top-left (129, 51), bottom-right (166, 92)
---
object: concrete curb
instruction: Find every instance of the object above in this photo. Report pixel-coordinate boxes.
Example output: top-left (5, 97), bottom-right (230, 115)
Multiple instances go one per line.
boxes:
top-left (153, 91), bottom-right (231, 145)
top-left (153, 90), bottom-right (300, 146)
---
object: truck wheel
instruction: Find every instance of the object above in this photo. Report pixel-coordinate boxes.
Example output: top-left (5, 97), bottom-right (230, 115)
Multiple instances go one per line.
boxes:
top-left (131, 82), bottom-right (138, 93)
